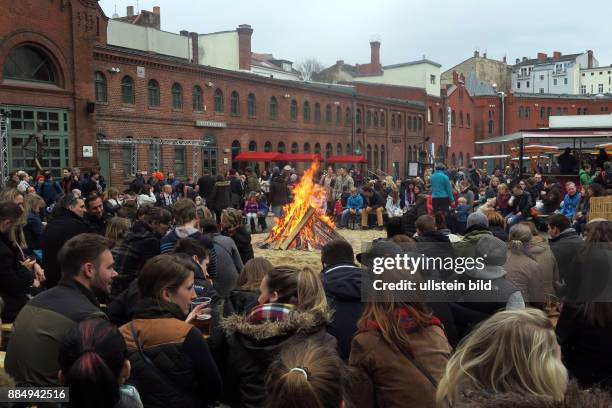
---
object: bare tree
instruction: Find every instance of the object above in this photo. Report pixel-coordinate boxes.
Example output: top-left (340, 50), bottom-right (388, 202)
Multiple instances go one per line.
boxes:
top-left (296, 58), bottom-right (324, 81)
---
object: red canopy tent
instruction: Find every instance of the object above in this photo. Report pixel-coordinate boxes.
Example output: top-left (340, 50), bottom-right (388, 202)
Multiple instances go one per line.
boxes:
top-left (233, 152), bottom-right (282, 161)
top-left (326, 155), bottom-right (367, 164)
top-left (277, 153), bottom-right (323, 162)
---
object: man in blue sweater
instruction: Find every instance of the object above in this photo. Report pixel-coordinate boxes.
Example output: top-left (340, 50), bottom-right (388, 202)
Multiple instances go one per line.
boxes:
top-left (430, 163), bottom-right (454, 214)
top-left (340, 187), bottom-right (363, 228)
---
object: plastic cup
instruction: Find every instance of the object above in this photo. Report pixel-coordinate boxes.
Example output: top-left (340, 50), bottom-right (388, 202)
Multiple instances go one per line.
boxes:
top-left (191, 297), bottom-right (211, 310)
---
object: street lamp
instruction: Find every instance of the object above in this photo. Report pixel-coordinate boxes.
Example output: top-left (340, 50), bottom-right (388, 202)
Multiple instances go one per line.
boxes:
top-left (493, 84), bottom-right (506, 167)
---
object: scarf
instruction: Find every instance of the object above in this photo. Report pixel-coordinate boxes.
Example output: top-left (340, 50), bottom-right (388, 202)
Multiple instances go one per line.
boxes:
top-left (366, 306), bottom-right (442, 334)
top-left (247, 303), bottom-right (296, 325)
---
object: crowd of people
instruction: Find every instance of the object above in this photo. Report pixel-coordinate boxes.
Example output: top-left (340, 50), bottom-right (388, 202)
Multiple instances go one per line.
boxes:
top-left (0, 157), bottom-right (611, 407)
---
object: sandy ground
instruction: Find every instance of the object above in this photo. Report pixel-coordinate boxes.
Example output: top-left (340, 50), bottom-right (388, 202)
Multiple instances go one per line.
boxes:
top-left (251, 228), bottom-right (386, 269)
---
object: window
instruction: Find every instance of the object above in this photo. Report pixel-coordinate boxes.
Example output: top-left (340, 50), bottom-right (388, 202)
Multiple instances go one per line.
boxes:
top-left (214, 89), bottom-right (224, 112)
top-left (291, 142), bottom-right (299, 154)
top-left (438, 109), bottom-right (443, 123)
top-left (391, 114), bottom-right (396, 129)
top-left (584, 108), bottom-right (588, 114)
top-left (397, 114), bottom-right (401, 129)
top-left (428, 107), bottom-right (433, 123)
top-left (374, 145), bottom-right (379, 169)
top-left (540, 106), bottom-right (545, 119)
top-left (94, 72), bottom-right (107, 102)
top-left (192, 86), bottom-right (203, 111)
top-left (345, 108), bottom-right (351, 126)
top-left (517, 82), bottom-right (521, 89)
top-left (247, 93), bottom-right (256, 116)
top-left (3, 45), bottom-right (57, 84)
top-left (270, 97), bottom-right (278, 120)
top-left (119, 76), bottom-right (135, 104)
top-left (325, 104), bottom-right (332, 124)
top-left (148, 80), bottom-right (160, 107)
top-left (525, 107), bottom-right (530, 119)
top-left (264, 141), bottom-right (272, 152)
top-left (303, 101), bottom-right (311, 122)
top-left (290, 99), bottom-right (297, 120)
top-left (599, 84), bottom-right (604, 93)
top-left (418, 116), bottom-right (423, 130)
top-left (451, 110), bottom-right (456, 126)
top-left (466, 113), bottom-right (471, 128)
top-left (303, 142), bottom-right (310, 153)
top-left (553, 78), bottom-right (557, 86)
top-left (336, 143), bottom-right (342, 155)
top-left (356, 109), bottom-right (362, 125)
top-left (564, 78), bottom-right (568, 85)
top-left (556, 107), bottom-right (563, 116)
top-left (430, 75), bottom-right (436, 85)
top-left (381, 112), bottom-right (385, 127)
top-left (248, 141), bottom-right (257, 151)
top-left (149, 140), bottom-right (162, 172)
top-left (563, 107), bottom-right (568, 115)
top-left (314, 143), bottom-right (321, 154)
top-left (526, 81), bottom-right (530, 88)
top-left (373, 111), bottom-right (379, 127)
top-left (122, 143), bottom-right (133, 177)
top-left (407, 116), bottom-right (412, 130)
top-left (174, 147), bottom-right (186, 177)
top-left (459, 112), bottom-right (464, 127)
top-left (488, 120), bottom-right (494, 135)
top-left (171, 83), bottom-right (183, 109)
top-left (547, 107), bottom-right (552, 117)
top-left (336, 106), bottom-right (341, 125)
top-left (277, 141), bottom-right (285, 153)
top-left (314, 103), bottom-right (321, 123)
top-left (540, 75), bottom-right (545, 81)
top-left (366, 110), bottom-right (371, 127)
top-left (381, 145), bottom-right (385, 171)
top-left (580, 85), bottom-right (587, 94)
top-left (367, 145), bottom-right (372, 167)
top-left (325, 143), bottom-right (332, 159)
top-left (230, 91), bottom-right (240, 115)
top-left (578, 108), bottom-right (582, 115)
top-left (519, 106), bottom-right (524, 119)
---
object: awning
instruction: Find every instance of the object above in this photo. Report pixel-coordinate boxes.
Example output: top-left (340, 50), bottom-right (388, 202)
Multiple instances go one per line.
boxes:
top-left (233, 152), bottom-right (281, 161)
top-left (471, 155), bottom-right (510, 160)
top-left (277, 153), bottom-right (323, 162)
top-left (476, 129), bottom-right (612, 145)
top-left (326, 155), bottom-right (368, 164)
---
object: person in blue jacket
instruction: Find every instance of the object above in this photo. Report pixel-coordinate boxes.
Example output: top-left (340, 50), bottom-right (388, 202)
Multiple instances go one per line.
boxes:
top-left (430, 163), bottom-right (455, 214)
top-left (340, 187), bottom-right (364, 228)
top-left (559, 181), bottom-right (581, 219)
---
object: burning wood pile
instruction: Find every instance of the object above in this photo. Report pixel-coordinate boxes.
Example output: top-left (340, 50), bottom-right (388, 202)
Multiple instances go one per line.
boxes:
top-left (260, 161), bottom-right (344, 250)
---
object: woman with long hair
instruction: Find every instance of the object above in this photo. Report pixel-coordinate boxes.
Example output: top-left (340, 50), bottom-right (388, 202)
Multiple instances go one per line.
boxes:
top-left (221, 265), bottom-right (336, 408)
top-left (104, 217), bottom-right (131, 247)
top-left (504, 224), bottom-right (546, 305)
top-left (436, 309), bottom-right (568, 407)
top-left (58, 318), bottom-right (143, 408)
top-left (23, 193), bottom-right (46, 252)
top-left (221, 208), bottom-right (254, 264)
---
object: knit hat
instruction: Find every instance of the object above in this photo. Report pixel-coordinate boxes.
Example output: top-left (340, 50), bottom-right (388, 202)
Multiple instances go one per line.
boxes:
top-left (272, 166), bottom-right (280, 175)
top-left (466, 211), bottom-right (489, 229)
top-left (476, 235), bottom-right (507, 266)
top-left (283, 165), bottom-right (292, 171)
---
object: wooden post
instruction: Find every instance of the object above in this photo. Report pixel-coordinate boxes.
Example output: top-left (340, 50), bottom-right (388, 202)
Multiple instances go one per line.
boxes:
top-left (279, 207), bottom-right (315, 250)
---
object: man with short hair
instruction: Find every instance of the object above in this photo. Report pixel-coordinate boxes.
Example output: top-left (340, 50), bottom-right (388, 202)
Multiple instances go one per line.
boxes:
top-left (6, 234), bottom-right (116, 386)
top-left (332, 167), bottom-right (354, 202)
top-left (505, 184), bottom-right (533, 228)
top-left (160, 199), bottom-right (207, 254)
top-left (559, 182), bottom-right (581, 219)
top-left (156, 184), bottom-right (176, 207)
top-left (320, 239), bottom-right (364, 361)
top-left (548, 213), bottom-right (584, 295)
top-left (361, 186), bottom-right (384, 229)
top-left (84, 193), bottom-right (112, 234)
top-left (60, 168), bottom-right (78, 195)
top-left (414, 214), bottom-right (453, 279)
top-left (453, 211), bottom-right (493, 259)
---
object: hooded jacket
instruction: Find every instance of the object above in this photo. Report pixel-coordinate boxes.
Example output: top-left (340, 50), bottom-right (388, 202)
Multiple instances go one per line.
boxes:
top-left (209, 180), bottom-right (231, 211)
top-left (528, 237), bottom-right (560, 297)
top-left (321, 263), bottom-right (365, 361)
top-left (453, 225), bottom-right (493, 259)
top-left (220, 308), bottom-right (336, 408)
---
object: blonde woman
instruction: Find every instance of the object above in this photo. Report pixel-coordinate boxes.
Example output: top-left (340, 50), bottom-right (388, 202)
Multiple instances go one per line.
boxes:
top-left (221, 266), bottom-right (336, 408)
top-left (504, 224), bottom-right (546, 305)
top-left (223, 257), bottom-right (274, 317)
top-left (104, 217), bottom-right (131, 246)
top-left (23, 193), bottom-right (46, 251)
top-left (436, 308), bottom-right (568, 407)
top-left (0, 189), bottom-right (27, 248)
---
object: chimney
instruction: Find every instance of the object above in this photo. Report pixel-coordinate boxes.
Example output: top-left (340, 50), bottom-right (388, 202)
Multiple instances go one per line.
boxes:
top-left (516, 58), bottom-right (520, 64)
top-left (588, 50), bottom-right (594, 69)
top-left (537, 52), bottom-right (547, 62)
top-left (483, 52), bottom-right (487, 59)
top-left (370, 41), bottom-right (381, 73)
top-left (553, 51), bottom-right (561, 60)
top-left (189, 32), bottom-right (199, 64)
top-left (179, 30), bottom-right (189, 36)
top-left (503, 56), bottom-right (507, 63)
top-left (336, 60), bottom-right (344, 66)
top-left (127, 6), bottom-right (134, 17)
top-left (522, 57), bottom-right (528, 62)
top-left (153, 6), bottom-right (160, 15)
top-left (474, 50), bottom-right (480, 58)
top-left (237, 24), bottom-right (253, 71)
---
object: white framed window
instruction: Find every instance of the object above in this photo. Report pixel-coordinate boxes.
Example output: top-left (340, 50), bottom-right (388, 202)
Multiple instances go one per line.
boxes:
top-left (526, 81), bottom-right (530, 88)
top-left (540, 75), bottom-right (545, 80)
top-left (517, 82), bottom-right (521, 89)
top-left (599, 84), bottom-right (604, 93)
top-left (580, 85), bottom-right (586, 94)
top-left (564, 78), bottom-right (568, 85)
top-left (553, 79), bottom-right (557, 86)
top-left (539, 88), bottom-right (544, 94)
top-left (430, 75), bottom-right (436, 85)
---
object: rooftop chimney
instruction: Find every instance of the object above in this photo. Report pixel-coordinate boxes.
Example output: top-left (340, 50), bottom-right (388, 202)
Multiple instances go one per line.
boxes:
top-left (588, 50), bottom-right (594, 69)
top-left (537, 52), bottom-right (547, 62)
top-left (180, 30), bottom-right (189, 36)
top-left (336, 60), bottom-right (344, 66)
top-left (127, 6), bottom-right (134, 17)
top-left (503, 56), bottom-right (507, 63)
top-left (189, 32), bottom-right (199, 64)
top-left (483, 52), bottom-right (487, 59)
top-left (153, 6), bottom-right (160, 15)
top-left (474, 50), bottom-right (480, 58)
top-left (516, 58), bottom-right (520, 64)
top-left (553, 51), bottom-right (561, 60)
top-left (370, 41), bottom-right (381, 73)
top-left (522, 57), bottom-right (528, 62)
top-left (237, 24), bottom-right (253, 71)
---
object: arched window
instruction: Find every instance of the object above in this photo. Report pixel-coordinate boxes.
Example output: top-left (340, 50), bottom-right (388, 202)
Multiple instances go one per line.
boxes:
top-left (437, 146), bottom-right (445, 163)
top-left (231, 140), bottom-right (241, 167)
top-left (526, 107), bottom-right (531, 119)
top-left (428, 107), bottom-right (433, 123)
top-left (451, 110), bottom-right (456, 126)
top-left (374, 145), bottom-right (379, 169)
top-left (325, 143), bottom-right (333, 159)
top-left (391, 114), bottom-right (396, 129)
top-left (488, 120), bottom-right (494, 134)
top-left (230, 91), bottom-right (240, 115)
top-left (518, 106), bottom-right (524, 119)
top-left (407, 116), bottom-right (412, 130)
top-left (397, 114), bottom-right (402, 129)
top-left (355, 142), bottom-right (362, 155)
top-left (373, 111), bottom-right (379, 127)
top-left (459, 112), bottom-right (464, 126)
top-left (336, 106), bottom-right (341, 125)
top-left (290, 99), bottom-right (298, 120)
top-left (381, 112), bottom-right (385, 127)
top-left (458, 152), bottom-right (464, 167)
top-left (304, 142), bottom-right (311, 153)
top-left (148, 80), bottom-right (160, 107)
top-left (248, 141), bottom-right (257, 151)
top-left (264, 141), bottom-right (272, 152)
top-left (381, 145), bottom-right (385, 171)
top-left (325, 104), bottom-right (332, 123)
top-left (214, 89), bottom-right (224, 112)
top-left (247, 93), bottom-right (256, 116)
top-left (452, 152), bottom-right (457, 166)
top-left (291, 142), bottom-right (299, 154)
top-left (345, 108), bottom-right (351, 126)
top-left (172, 83), bottom-right (183, 109)
top-left (95, 72), bottom-right (107, 102)
top-left (336, 143), bottom-right (342, 155)
top-left (121, 76), bottom-right (134, 104)
top-left (408, 146), bottom-right (412, 162)
top-left (314, 143), bottom-right (321, 154)
top-left (367, 145), bottom-right (372, 167)
top-left (3, 45), bottom-right (57, 84)
top-left (192, 85), bottom-right (203, 111)
top-left (418, 117), bottom-right (423, 130)
top-left (303, 101), bottom-right (311, 122)
top-left (413, 145), bottom-right (418, 162)
top-left (438, 108), bottom-right (444, 123)
top-left (466, 113), bottom-right (471, 128)
top-left (314, 102), bottom-right (321, 123)
top-left (356, 109), bottom-right (362, 125)
top-left (270, 96), bottom-right (278, 120)
top-left (277, 141), bottom-right (286, 153)
top-left (366, 110), bottom-right (372, 127)
top-left (347, 143), bottom-right (352, 155)
top-left (541, 106), bottom-right (546, 119)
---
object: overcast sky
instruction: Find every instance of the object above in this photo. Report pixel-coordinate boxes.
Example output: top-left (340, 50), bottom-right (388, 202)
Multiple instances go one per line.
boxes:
top-left (99, 0), bottom-right (612, 71)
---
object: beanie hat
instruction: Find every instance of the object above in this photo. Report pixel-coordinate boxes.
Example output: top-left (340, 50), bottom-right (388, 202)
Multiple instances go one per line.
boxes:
top-left (283, 165), bottom-right (292, 171)
top-left (466, 211), bottom-right (489, 229)
top-left (476, 235), bottom-right (507, 266)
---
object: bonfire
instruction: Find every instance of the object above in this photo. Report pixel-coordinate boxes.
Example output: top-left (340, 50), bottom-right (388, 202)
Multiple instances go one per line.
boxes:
top-left (261, 161), bottom-right (344, 250)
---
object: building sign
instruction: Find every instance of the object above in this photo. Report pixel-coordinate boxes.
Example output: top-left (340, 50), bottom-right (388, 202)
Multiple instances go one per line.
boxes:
top-left (195, 120), bottom-right (227, 128)
top-left (82, 145), bottom-right (93, 158)
top-left (137, 66), bottom-right (145, 78)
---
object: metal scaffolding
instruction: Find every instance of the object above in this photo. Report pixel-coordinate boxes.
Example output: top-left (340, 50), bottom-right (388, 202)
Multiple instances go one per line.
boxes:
top-left (97, 137), bottom-right (211, 179)
top-left (0, 112), bottom-right (8, 186)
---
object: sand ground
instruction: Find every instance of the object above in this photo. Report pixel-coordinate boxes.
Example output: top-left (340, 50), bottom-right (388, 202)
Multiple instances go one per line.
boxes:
top-left (251, 228), bottom-right (386, 269)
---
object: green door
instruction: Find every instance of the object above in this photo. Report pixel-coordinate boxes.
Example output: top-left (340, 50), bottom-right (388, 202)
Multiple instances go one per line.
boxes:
top-left (97, 144), bottom-right (110, 183)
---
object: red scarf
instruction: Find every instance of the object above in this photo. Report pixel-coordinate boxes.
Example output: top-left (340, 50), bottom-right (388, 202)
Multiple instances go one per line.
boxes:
top-left (366, 306), bottom-right (442, 334)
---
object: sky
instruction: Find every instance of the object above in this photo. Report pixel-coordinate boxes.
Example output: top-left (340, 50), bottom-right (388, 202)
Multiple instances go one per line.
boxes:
top-left (98, 0), bottom-right (612, 71)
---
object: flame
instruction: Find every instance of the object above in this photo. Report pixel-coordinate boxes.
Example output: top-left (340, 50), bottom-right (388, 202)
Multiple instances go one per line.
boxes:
top-left (265, 161), bottom-right (336, 249)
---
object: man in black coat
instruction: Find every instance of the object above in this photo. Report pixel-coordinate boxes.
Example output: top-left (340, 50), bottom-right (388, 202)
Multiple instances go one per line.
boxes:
top-left (197, 169), bottom-right (217, 205)
top-left (269, 172), bottom-right (289, 217)
top-left (361, 185), bottom-right (384, 229)
top-left (548, 214), bottom-right (585, 298)
top-left (320, 240), bottom-right (365, 361)
top-left (414, 215), bottom-right (454, 280)
top-left (84, 193), bottom-right (112, 235)
top-left (41, 195), bottom-right (90, 288)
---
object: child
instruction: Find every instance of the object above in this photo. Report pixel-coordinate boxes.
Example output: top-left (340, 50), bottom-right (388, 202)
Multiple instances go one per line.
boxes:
top-left (385, 191), bottom-right (403, 218)
top-left (340, 187), bottom-right (364, 228)
top-left (243, 192), bottom-right (259, 233)
top-left (455, 197), bottom-right (470, 223)
top-left (257, 193), bottom-right (269, 232)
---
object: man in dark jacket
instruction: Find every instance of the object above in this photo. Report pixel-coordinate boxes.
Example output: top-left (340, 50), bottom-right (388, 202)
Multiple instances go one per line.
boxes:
top-left (361, 185), bottom-right (385, 229)
top-left (541, 177), bottom-right (563, 214)
top-left (209, 175), bottom-right (232, 222)
top-left (228, 169), bottom-right (244, 209)
top-left (60, 168), bottom-right (78, 195)
top-left (269, 172), bottom-right (289, 217)
top-left (111, 206), bottom-right (171, 297)
top-left (37, 172), bottom-right (62, 206)
top-left (505, 184), bottom-right (533, 228)
top-left (0, 203), bottom-right (35, 323)
top-left (41, 195), bottom-right (90, 288)
top-left (558, 147), bottom-right (577, 175)
top-left (320, 240), bottom-right (364, 361)
top-left (197, 169), bottom-right (217, 204)
top-left (6, 233), bottom-right (115, 386)
top-left (129, 171), bottom-right (145, 194)
top-left (414, 215), bottom-right (454, 280)
top-left (84, 193), bottom-right (112, 235)
top-left (548, 214), bottom-right (585, 297)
